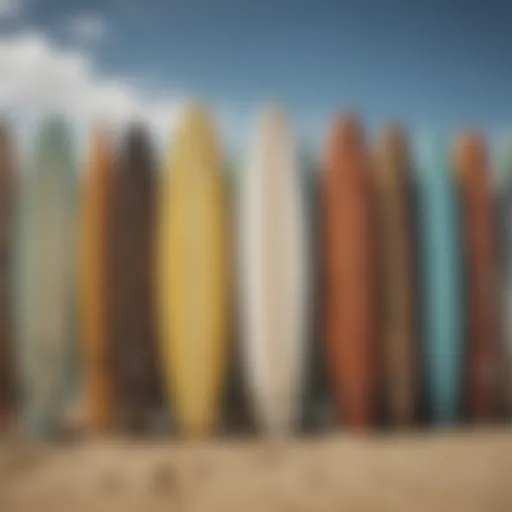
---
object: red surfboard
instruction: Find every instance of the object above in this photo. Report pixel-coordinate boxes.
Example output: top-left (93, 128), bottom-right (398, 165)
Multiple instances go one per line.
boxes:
top-left (453, 132), bottom-right (498, 421)
top-left (321, 114), bottom-right (376, 430)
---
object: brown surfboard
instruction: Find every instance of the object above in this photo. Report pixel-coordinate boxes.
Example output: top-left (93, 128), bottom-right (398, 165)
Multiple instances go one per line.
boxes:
top-left (0, 124), bottom-right (16, 426)
top-left (107, 124), bottom-right (162, 433)
top-left (372, 125), bottom-right (418, 426)
top-left (453, 132), bottom-right (498, 421)
top-left (78, 127), bottom-right (112, 433)
top-left (321, 114), bottom-right (376, 430)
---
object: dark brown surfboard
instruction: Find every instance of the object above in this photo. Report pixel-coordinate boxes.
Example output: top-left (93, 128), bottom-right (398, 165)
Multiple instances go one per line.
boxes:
top-left (107, 124), bottom-right (162, 433)
top-left (453, 132), bottom-right (498, 421)
top-left (321, 114), bottom-right (376, 430)
top-left (0, 124), bottom-right (16, 426)
top-left (372, 126), bottom-right (418, 426)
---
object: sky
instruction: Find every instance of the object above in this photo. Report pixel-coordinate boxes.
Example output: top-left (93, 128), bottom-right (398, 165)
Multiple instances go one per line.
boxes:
top-left (0, 0), bottom-right (512, 152)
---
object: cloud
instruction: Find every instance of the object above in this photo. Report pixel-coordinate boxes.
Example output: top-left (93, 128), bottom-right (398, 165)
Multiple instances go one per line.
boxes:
top-left (0, 31), bottom-right (184, 147)
top-left (66, 12), bottom-right (108, 43)
top-left (0, 30), bottom-right (250, 160)
top-left (0, 0), bottom-right (23, 19)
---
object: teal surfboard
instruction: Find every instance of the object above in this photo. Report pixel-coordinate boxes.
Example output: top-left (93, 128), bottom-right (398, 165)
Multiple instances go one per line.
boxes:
top-left (14, 117), bottom-right (78, 437)
top-left (415, 137), bottom-right (463, 424)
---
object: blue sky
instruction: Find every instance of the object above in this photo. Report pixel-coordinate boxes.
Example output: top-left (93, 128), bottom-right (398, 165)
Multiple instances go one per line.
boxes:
top-left (0, 0), bottom-right (512, 150)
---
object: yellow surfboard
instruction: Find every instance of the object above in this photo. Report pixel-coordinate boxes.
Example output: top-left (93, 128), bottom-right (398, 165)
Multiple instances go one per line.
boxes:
top-left (78, 128), bottom-right (112, 433)
top-left (157, 104), bottom-right (229, 437)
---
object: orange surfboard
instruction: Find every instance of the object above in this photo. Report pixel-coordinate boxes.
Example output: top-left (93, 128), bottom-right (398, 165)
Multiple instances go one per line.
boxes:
top-left (372, 125), bottom-right (418, 426)
top-left (453, 132), bottom-right (498, 421)
top-left (78, 127), bottom-right (112, 433)
top-left (321, 115), bottom-right (376, 430)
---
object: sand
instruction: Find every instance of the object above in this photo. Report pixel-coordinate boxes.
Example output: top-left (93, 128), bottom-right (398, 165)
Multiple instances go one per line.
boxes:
top-left (0, 428), bottom-right (511, 511)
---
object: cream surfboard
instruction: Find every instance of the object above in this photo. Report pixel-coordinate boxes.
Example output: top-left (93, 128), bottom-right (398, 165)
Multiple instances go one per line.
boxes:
top-left (238, 106), bottom-right (310, 435)
top-left (157, 104), bottom-right (229, 437)
top-left (14, 117), bottom-right (78, 437)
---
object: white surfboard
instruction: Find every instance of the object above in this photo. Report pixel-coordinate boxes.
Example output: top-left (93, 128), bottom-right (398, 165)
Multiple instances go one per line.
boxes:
top-left (237, 106), bottom-right (310, 435)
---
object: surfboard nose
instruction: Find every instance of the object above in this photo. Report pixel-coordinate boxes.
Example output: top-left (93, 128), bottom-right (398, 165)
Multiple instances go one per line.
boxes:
top-left (253, 106), bottom-right (293, 152)
top-left (125, 122), bottom-right (147, 146)
top-left (173, 103), bottom-right (219, 165)
top-left (0, 123), bottom-right (12, 153)
top-left (38, 116), bottom-right (69, 145)
top-left (34, 116), bottom-right (74, 176)
top-left (332, 112), bottom-right (362, 142)
top-left (415, 134), bottom-right (448, 170)
top-left (324, 113), bottom-right (365, 170)
top-left (259, 105), bottom-right (287, 129)
top-left (453, 131), bottom-right (487, 175)
top-left (375, 124), bottom-right (411, 167)
top-left (177, 102), bottom-right (212, 133)
top-left (120, 123), bottom-right (153, 167)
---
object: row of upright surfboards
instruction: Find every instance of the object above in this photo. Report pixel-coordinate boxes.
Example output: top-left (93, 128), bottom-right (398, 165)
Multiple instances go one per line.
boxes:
top-left (0, 103), bottom-right (510, 438)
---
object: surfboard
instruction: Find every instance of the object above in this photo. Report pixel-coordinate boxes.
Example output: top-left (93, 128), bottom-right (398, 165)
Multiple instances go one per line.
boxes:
top-left (498, 144), bottom-right (512, 415)
top-left (106, 124), bottom-right (162, 434)
top-left (453, 132), bottom-right (498, 421)
top-left (219, 155), bottom-right (254, 433)
top-left (158, 104), bottom-right (229, 437)
top-left (372, 125), bottom-right (418, 426)
top-left (299, 145), bottom-right (331, 431)
top-left (77, 127), bottom-right (112, 433)
top-left (14, 117), bottom-right (78, 437)
top-left (238, 106), bottom-right (310, 435)
top-left (321, 115), bottom-right (376, 430)
top-left (0, 123), bottom-right (17, 426)
top-left (416, 136), bottom-right (463, 424)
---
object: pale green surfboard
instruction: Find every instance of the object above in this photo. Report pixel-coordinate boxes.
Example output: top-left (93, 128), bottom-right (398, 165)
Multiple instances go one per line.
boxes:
top-left (14, 117), bottom-right (78, 437)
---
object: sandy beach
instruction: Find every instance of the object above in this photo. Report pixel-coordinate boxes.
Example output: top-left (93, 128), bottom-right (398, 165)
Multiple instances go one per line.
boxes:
top-left (1, 427), bottom-right (511, 511)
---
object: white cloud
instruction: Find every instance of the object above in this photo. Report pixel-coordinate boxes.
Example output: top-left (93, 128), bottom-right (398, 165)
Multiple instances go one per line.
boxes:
top-left (67, 12), bottom-right (108, 43)
top-left (0, 0), bottom-right (23, 19)
top-left (0, 31), bottom-right (184, 147)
